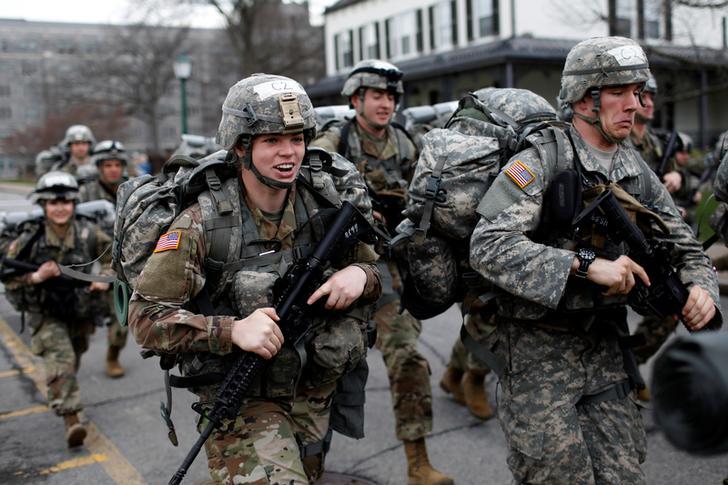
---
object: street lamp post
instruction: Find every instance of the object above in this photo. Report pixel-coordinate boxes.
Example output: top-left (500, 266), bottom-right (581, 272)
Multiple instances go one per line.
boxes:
top-left (173, 54), bottom-right (192, 135)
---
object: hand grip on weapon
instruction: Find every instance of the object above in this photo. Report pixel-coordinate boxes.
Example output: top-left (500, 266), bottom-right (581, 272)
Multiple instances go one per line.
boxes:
top-left (307, 265), bottom-right (367, 310)
top-left (30, 260), bottom-right (61, 284)
top-left (662, 171), bottom-right (682, 193)
top-left (575, 255), bottom-right (651, 296)
top-left (681, 285), bottom-right (716, 332)
top-left (231, 308), bottom-right (283, 360)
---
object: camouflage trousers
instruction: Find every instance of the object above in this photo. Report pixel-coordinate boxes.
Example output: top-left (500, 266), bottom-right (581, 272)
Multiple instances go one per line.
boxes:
top-left (447, 305), bottom-right (492, 373)
top-left (496, 319), bottom-right (646, 484)
top-left (375, 299), bottom-right (432, 441)
top-left (29, 317), bottom-right (93, 416)
top-left (632, 315), bottom-right (678, 365)
top-left (200, 382), bottom-right (336, 484)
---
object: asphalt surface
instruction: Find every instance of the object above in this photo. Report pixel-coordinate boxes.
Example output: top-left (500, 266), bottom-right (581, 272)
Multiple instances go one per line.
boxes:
top-left (0, 185), bottom-right (727, 484)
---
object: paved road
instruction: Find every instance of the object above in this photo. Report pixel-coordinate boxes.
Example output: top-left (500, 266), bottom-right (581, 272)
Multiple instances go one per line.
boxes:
top-left (0, 186), bottom-right (726, 484)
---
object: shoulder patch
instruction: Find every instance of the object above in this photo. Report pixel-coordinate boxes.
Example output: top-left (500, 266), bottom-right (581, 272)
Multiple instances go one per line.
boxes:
top-left (154, 230), bottom-right (181, 253)
top-left (505, 160), bottom-right (535, 190)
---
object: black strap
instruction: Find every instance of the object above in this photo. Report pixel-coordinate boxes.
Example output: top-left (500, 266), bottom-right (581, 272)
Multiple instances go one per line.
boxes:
top-left (576, 379), bottom-right (631, 407)
top-left (337, 120), bottom-right (352, 159)
top-left (168, 371), bottom-right (225, 388)
top-left (299, 428), bottom-right (333, 458)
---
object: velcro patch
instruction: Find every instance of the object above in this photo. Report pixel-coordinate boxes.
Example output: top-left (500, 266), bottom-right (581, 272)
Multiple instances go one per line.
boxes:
top-left (154, 231), bottom-right (181, 253)
top-left (505, 160), bottom-right (535, 190)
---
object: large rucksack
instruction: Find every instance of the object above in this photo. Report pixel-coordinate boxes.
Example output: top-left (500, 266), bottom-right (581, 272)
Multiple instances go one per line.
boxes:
top-left (395, 87), bottom-right (567, 319)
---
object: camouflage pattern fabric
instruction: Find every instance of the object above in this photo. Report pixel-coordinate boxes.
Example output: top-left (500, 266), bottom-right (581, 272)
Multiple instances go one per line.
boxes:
top-left (313, 122), bottom-right (435, 442)
top-left (29, 318), bottom-right (94, 415)
top-left (78, 179), bottom-right (128, 349)
top-left (374, 298), bottom-right (432, 441)
top-left (128, 176), bottom-right (380, 482)
top-left (470, 126), bottom-right (720, 482)
top-left (2, 217), bottom-right (112, 416)
top-left (714, 131), bottom-right (728, 203)
top-left (200, 382), bottom-right (336, 484)
top-left (629, 128), bottom-right (667, 173)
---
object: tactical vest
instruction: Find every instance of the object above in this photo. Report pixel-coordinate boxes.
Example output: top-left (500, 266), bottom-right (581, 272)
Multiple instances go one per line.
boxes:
top-left (175, 168), bottom-right (369, 402)
top-left (336, 119), bottom-right (416, 193)
top-left (495, 127), bottom-right (655, 322)
top-left (5, 218), bottom-right (97, 322)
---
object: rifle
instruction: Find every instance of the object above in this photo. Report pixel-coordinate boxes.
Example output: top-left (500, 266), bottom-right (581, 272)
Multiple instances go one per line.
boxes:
top-left (578, 188), bottom-right (717, 329)
top-left (169, 201), bottom-right (373, 485)
top-left (656, 131), bottom-right (679, 178)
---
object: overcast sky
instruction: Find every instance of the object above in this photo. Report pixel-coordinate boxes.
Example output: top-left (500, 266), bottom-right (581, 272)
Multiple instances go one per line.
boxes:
top-left (0, 0), bottom-right (338, 27)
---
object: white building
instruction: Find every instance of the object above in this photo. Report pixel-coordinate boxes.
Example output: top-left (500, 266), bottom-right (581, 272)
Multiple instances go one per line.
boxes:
top-left (310, 0), bottom-right (728, 147)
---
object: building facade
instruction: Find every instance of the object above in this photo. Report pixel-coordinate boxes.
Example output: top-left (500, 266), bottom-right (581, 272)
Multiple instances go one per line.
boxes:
top-left (311, 0), bottom-right (728, 148)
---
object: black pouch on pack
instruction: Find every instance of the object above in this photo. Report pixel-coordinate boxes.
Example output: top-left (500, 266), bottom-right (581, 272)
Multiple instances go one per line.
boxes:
top-left (543, 169), bottom-right (581, 229)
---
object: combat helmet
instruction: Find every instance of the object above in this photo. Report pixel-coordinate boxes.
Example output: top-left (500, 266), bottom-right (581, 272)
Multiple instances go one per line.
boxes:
top-left (643, 74), bottom-right (658, 96)
top-left (33, 171), bottom-right (79, 203)
top-left (560, 36), bottom-right (650, 142)
top-left (91, 140), bottom-right (128, 166)
top-left (62, 124), bottom-right (96, 146)
top-left (341, 60), bottom-right (404, 103)
top-left (216, 73), bottom-right (316, 189)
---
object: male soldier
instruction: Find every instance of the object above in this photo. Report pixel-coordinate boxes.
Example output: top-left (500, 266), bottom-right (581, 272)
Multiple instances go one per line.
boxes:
top-left (312, 60), bottom-right (453, 484)
top-left (1, 171), bottom-right (113, 447)
top-left (470, 37), bottom-right (720, 483)
top-left (128, 74), bottom-right (381, 483)
top-left (78, 140), bottom-right (129, 378)
top-left (35, 125), bottom-right (97, 179)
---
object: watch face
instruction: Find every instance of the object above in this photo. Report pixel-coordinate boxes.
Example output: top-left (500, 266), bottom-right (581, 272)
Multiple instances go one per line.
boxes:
top-left (579, 248), bottom-right (595, 261)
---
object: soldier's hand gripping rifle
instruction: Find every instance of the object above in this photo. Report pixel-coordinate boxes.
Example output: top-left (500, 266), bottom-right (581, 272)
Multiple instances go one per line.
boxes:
top-left (580, 188), bottom-right (716, 328)
top-left (169, 201), bottom-right (374, 485)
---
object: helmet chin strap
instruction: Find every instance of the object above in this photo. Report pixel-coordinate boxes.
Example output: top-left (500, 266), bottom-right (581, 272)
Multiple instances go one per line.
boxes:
top-left (235, 139), bottom-right (295, 190)
top-left (573, 89), bottom-right (618, 145)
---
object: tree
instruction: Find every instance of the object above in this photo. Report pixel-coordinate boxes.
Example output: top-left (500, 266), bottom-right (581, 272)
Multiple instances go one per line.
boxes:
top-left (60, 23), bottom-right (192, 153)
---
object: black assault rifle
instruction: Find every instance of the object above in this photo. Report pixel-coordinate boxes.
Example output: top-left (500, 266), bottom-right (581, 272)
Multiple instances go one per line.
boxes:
top-left (576, 189), bottom-right (695, 324)
top-left (169, 201), bottom-right (373, 485)
top-left (656, 131), bottom-right (679, 178)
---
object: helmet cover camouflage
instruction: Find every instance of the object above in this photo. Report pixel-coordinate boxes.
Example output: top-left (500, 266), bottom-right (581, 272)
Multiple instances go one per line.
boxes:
top-left (216, 74), bottom-right (316, 149)
top-left (92, 140), bottom-right (128, 166)
top-left (559, 36), bottom-right (650, 104)
top-left (644, 74), bottom-right (658, 95)
top-left (341, 59), bottom-right (404, 98)
top-left (62, 124), bottom-right (96, 146)
top-left (33, 170), bottom-right (79, 202)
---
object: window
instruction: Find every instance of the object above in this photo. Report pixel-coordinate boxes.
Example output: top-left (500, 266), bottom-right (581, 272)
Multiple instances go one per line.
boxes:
top-left (0, 107), bottom-right (12, 119)
top-left (335, 30), bottom-right (354, 71)
top-left (475, 0), bottom-right (499, 38)
top-left (432, 0), bottom-right (456, 51)
top-left (644, 1), bottom-right (660, 39)
top-left (384, 11), bottom-right (417, 59)
top-left (360, 23), bottom-right (381, 60)
top-left (615, 0), bottom-right (633, 38)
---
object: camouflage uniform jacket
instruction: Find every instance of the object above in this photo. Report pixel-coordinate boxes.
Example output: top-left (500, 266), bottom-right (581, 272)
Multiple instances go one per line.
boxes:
top-left (128, 176), bottom-right (381, 397)
top-left (471, 125), bottom-right (721, 323)
top-left (78, 180), bottom-right (117, 236)
top-left (311, 119), bottom-right (418, 193)
top-left (2, 217), bottom-right (113, 327)
top-left (714, 131), bottom-right (728, 203)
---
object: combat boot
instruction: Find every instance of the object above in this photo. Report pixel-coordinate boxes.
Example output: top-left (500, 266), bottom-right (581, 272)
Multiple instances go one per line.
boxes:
top-left (63, 413), bottom-right (87, 447)
top-left (106, 346), bottom-right (125, 378)
top-left (462, 370), bottom-right (493, 420)
top-left (439, 366), bottom-right (465, 405)
top-left (637, 386), bottom-right (650, 402)
top-left (404, 438), bottom-right (454, 485)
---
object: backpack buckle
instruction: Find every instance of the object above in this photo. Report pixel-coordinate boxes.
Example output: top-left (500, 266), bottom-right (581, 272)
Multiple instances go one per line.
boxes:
top-left (424, 176), bottom-right (441, 199)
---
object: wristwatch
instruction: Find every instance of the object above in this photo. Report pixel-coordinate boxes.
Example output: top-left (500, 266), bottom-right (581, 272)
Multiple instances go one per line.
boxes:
top-left (574, 247), bottom-right (596, 279)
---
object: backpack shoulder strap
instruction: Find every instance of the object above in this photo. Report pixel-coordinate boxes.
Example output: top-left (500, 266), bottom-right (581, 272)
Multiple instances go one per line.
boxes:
top-left (337, 119), bottom-right (353, 159)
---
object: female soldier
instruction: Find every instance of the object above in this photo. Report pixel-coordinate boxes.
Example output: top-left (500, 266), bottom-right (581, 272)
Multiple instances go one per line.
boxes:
top-left (128, 74), bottom-right (381, 484)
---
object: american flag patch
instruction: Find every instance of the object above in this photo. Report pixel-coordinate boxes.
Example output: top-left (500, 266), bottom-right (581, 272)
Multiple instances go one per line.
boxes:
top-left (505, 160), bottom-right (535, 189)
top-left (154, 231), bottom-right (181, 253)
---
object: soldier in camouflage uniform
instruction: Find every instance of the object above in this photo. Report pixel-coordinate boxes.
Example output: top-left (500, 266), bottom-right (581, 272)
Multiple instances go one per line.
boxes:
top-left (35, 125), bottom-right (97, 179)
top-left (628, 78), bottom-right (699, 400)
top-left (470, 37), bottom-right (720, 483)
top-left (709, 131), bottom-right (728, 244)
top-left (127, 74), bottom-right (381, 484)
top-left (311, 60), bottom-right (453, 485)
top-left (1, 171), bottom-right (113, 448)
top-left (78, 140), bottom-right (129, 378)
